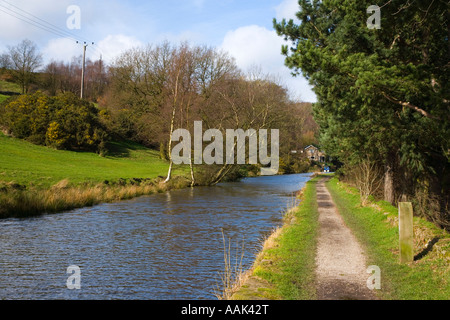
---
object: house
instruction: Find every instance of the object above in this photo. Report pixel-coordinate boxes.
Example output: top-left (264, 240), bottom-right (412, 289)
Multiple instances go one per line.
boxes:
top-left (304, 145), bottom-right (326, 163)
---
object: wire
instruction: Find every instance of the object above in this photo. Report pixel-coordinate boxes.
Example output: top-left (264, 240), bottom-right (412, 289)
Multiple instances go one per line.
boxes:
top-left (0, 0), bottom-right (117, 65)
top-left (0, 7), bottom-right (76, 41)
top-left (0, 0), bottom-right (94, 45)
top-left (0, 0), bottom-right (92, 43)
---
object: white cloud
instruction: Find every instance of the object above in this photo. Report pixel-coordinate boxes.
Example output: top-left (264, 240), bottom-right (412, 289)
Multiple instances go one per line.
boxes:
top-left (220, 25), bottom-right (316, 102)
top-left (221, 25), bottom-right (284, 72)
top-left (275, 0), bottom-right (300, 21)
top-left (39, 34), bottom-right (143, 66)
top-left (95, 34), bottom-right (144, 64)
top-left (41, 38), bottom-right (80, 63)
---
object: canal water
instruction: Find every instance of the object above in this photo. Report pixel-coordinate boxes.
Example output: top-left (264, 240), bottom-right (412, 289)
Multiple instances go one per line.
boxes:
top-left (0, 173), bottom-right (313, 300)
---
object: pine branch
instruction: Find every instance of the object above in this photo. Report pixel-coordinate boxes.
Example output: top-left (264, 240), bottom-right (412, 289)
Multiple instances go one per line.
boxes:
top-left (381, 92), bottom-right (442, 121)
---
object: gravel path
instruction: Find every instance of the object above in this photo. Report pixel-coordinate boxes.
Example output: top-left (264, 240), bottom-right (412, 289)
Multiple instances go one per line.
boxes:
top-left (315, 177), bottom-right (377, 300)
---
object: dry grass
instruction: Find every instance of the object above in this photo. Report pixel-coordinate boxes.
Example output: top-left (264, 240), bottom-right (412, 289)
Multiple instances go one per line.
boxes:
top-left (214, 229), bottom-right (248, 300)
top-left (0, 177), bottom-right (190, 219)
top-left (215, 225), bottom-right (286, 301)
top-left (253, 227), bottom-right (284, 266)
top-left (223, 192), bottom-right (309, 300)
top-left (214, 193), bottom-right (301, 300)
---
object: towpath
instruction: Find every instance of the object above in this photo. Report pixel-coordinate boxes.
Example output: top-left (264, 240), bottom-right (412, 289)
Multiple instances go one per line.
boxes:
top-left (315, 176), bottom-right (377, 300)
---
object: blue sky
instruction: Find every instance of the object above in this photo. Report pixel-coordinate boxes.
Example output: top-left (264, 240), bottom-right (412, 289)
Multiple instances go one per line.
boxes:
top-left (0, 0), bottom-right (316, 102)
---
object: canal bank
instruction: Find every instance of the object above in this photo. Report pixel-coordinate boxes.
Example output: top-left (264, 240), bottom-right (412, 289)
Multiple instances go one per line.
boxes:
top-left (229, 175), bottom-right (321, 300)
top-left (230, 175), bottom-right (450, 300)
top-left (0, 175), bottom-right (192, 219)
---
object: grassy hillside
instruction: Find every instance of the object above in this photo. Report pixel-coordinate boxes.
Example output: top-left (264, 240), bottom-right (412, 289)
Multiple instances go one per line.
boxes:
top-left (0, 132), bottom-right (184, 189)
top-left (0, 79), bottom-right (22, 94)
top-left (0, 80), bottom-right (177, 188)
top-left (0, 132), bottom-right (191, 218)
top-left (0, 83), bottom-right (192, 218)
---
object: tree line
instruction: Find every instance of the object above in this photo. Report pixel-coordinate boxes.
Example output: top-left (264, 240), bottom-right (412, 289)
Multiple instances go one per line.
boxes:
top-left (274, 0), bottom-right (449, 229)
top-left (0, 39), bottom-right (107, 100)
top-left (0, 39), bottom-right (320, 186)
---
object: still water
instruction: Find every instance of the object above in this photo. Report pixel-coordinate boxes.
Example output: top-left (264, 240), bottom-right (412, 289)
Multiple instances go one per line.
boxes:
top-left (0, 173), bottom-right (312, 300)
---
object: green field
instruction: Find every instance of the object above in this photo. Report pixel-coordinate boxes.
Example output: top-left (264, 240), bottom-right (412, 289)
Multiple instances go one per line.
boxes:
top-left (0, 79), bottom-right (186, 188)
top-left (0, 132), bottom-right (185, 189)
top-left (0, 79), bottom-right (21, 94)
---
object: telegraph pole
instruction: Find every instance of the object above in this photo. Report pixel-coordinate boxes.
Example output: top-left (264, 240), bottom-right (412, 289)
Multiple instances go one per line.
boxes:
top-left (80, 42), bottom-right (87, 99)
top-left (78, 41), bottom-right (94, 99)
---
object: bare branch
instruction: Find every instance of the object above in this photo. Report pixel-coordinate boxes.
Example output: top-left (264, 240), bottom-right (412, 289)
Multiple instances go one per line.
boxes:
top-left (381, 92), bottom-right (442, 120)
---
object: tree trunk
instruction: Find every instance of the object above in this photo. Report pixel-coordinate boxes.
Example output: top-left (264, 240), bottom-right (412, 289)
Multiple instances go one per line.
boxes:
top-left (165, 161), bottom-right (173, 184)
top-left (211, 164), bottom-right (234, 186)
top-left (164, 106), bottom-right (177, 184)
top-left (164, 71), bottom-right (180, 184)
top-left (189, 159), bottom-right (195, 187)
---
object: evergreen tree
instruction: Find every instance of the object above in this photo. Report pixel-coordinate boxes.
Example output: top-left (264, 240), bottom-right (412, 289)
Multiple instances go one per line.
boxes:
top-left (274, 0), bottom-right (449, 226)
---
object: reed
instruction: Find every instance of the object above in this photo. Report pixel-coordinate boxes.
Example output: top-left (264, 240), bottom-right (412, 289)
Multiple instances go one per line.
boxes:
top-left (227, 178), bottom-right (320, 300)
top-left (0, 177), bottom-right (189, 219)
top-left (214, 229), bottom-right (247, 300)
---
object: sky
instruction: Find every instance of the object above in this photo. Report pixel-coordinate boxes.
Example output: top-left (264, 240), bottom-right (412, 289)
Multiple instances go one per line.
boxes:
top-left (0, 0), bottom-right (316, 102)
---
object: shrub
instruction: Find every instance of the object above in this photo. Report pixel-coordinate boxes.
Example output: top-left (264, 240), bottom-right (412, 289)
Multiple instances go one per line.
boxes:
top-left (0, 91), bottom-right (109, 153)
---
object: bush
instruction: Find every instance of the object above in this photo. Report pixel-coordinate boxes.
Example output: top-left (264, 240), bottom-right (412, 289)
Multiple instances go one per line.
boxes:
top-left (279, 156), bottom-right (311, 174)
top-left (0, 91), bottom-right (109, 153)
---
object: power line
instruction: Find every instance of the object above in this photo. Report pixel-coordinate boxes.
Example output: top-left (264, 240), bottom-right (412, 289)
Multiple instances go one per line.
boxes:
top-left (0, 0), bottom-right (102, 99)
top-left (0, 0), bottom-right (116, 70)
top-left (0, 6), bottom-right (77, 41)
top-left (0, 0), bottom-right (92, 44)
top-left (0, 1), bottom-right (113, 64)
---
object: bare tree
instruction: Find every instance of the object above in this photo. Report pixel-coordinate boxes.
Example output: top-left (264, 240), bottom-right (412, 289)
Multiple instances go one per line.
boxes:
top-left (8, 39), bottom-right (43, 94)
top-left (0, 53), bottom-right (11, 70)
top-left (42, 61), bottom-right (61, 96)
top-left (106, 41), bottom-right (299, 185)
top-left (354, 157), bottom-right (384, 206)
top-left (196, 70), bottom-right (290, 185)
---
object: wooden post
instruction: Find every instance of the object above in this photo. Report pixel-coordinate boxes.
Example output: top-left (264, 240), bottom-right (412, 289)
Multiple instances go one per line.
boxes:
top-left (399, 202), bottom-right (414, 263)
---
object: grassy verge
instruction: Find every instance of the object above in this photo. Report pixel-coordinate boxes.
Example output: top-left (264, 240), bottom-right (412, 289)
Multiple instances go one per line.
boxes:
top-left (326, 177), bottom-right (450, 300)
top-left (230, 175), bottom-right (450, 301)
top-left (0, 133), bottom-right (185, 188)
top-left (0, 132), bottom-right (190, 218)
top-left (230, 176), bottom-right (320, 300)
